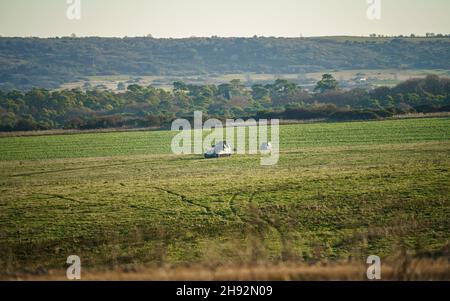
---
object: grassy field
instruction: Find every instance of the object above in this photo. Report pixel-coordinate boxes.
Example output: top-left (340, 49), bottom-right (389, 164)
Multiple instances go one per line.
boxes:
top-left (0, 117), bottom-right (449, 279)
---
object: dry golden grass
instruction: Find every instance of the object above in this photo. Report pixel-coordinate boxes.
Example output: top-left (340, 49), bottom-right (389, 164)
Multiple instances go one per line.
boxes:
top-left (5, 258), bottom-right (449, 281)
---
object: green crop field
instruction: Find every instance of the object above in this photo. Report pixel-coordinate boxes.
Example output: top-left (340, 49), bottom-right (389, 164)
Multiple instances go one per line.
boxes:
top-left (0, 117), bottom-right (449, 276)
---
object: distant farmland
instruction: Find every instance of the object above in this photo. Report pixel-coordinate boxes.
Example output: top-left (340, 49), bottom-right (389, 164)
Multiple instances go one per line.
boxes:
top-left (0, 117), bottom-right (449, 279)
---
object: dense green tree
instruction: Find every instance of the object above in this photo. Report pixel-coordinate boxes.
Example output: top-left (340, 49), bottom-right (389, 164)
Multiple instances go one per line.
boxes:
top-left (173, 81), bottom-right (188, 92)
top-left (314, 74), bottom-right (338, 93)
top-left (218, 83), bottom-right (232, 100)
top-left (0, 76), bottom-right (449, 131)
top-left (117, 82), bottom-right (126, 90)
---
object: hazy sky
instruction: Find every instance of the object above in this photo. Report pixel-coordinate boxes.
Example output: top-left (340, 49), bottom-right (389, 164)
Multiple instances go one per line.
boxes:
top-left (0, 0), bottom-right (449, 38)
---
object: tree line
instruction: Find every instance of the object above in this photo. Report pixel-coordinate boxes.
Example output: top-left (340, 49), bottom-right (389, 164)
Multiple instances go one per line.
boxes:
top-left (1, 36), bottom-right (449, 90)
top-left (0, 74), bottom-right (449, 131)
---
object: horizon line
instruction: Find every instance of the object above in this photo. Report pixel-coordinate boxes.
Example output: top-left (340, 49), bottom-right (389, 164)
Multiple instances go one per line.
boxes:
top-left (1, 34), bottom-right (449, 39)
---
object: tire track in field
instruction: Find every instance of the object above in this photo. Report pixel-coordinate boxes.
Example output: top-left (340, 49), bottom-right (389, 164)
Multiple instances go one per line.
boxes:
top-left (36, 193), bottom-right (83, 204)
top-left (258, 212), bottom-right (290, 261)
top-left (150, 186), bottom-right (211, 213)
top-left (229, 190), bottom-right (289, 260)
top-left (228, 192), bottom-right (243, 222)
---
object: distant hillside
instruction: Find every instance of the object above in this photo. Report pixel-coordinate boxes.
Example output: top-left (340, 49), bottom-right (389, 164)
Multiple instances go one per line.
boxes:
top-left (0, 36), bottom-right (449, 90)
